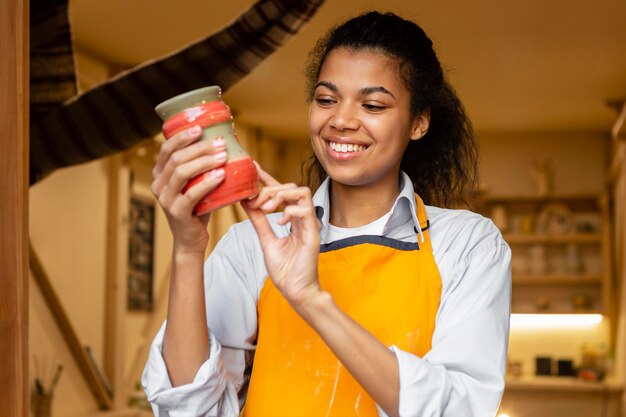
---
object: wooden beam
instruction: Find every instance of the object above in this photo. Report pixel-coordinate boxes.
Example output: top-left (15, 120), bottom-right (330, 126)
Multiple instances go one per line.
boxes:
top-left (0, 0), bottom-right (29, 415)
top-left (29, 243), bottom-right (113, 409)
top-left (103, 154), bottom-right (130, 407)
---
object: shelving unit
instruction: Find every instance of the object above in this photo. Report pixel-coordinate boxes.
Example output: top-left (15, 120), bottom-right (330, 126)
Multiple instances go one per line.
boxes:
top-left (477, 193), bottom-right (613, 316)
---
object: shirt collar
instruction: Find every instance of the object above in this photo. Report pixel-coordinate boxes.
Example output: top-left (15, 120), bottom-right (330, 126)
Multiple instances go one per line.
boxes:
top-left (312, 171), bottom-right (421, 242)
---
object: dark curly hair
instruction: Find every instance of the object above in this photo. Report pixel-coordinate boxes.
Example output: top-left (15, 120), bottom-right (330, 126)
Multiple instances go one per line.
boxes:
top-left (301, 11), bottom-right (479, 208)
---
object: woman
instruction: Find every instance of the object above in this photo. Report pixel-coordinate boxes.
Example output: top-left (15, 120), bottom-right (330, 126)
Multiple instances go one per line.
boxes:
top-left (144, 11), bottom-right (511, 417)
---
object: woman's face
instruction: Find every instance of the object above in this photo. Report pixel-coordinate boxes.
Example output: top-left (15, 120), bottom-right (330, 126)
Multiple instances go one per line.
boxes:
top-left (309, 48), bottom-right (428, 189)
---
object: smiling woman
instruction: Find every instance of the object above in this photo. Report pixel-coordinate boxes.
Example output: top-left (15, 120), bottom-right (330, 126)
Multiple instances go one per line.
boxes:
top-left (302, 16), bottom-right (478, 209)
top-left (308, 49), bottom-right (427, 197)
top-left (143, 11), bottom-right (511, 417)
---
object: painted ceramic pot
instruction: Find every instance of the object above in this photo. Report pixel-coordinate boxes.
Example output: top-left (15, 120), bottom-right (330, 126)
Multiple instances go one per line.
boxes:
top-left (155, 86), bottom-right (258, 215)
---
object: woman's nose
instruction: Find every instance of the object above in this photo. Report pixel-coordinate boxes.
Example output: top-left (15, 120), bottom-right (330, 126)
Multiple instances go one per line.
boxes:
top-left (329, 103), bottom-right (359, 131)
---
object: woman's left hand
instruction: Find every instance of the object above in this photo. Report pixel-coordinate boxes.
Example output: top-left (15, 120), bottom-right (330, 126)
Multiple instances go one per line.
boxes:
top-left (241, 164), bottom-right (322, 308)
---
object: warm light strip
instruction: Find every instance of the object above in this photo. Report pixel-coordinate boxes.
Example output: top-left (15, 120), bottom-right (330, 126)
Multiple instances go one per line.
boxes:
top-left (510, 314), bottom-right (603, 328)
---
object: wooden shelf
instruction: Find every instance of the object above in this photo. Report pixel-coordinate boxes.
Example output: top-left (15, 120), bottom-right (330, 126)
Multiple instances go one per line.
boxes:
top-left (504, 233), bottom-right (602, 244)
top-left (513, 274), bottom-right (602, 285)
top-left (478, 191), bottom-right (612, 323)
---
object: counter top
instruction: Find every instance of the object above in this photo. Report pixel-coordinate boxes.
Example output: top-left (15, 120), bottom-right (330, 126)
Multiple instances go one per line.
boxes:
top-left (506, 375), bottom-right (623, 393)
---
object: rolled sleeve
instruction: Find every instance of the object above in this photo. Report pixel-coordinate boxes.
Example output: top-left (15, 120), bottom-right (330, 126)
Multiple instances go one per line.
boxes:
top-left (142, 322), bottom-right (240, 417)
top-left (141, 220), bottom-right (270, 417)
top-left (382, 241), bottom-right (511, 417)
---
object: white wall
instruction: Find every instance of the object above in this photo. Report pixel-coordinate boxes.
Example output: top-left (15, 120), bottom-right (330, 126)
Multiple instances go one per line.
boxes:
top-left (479, 132), bottom-right (609, 195)
top-left (30, 159), bottom-right (109, 415)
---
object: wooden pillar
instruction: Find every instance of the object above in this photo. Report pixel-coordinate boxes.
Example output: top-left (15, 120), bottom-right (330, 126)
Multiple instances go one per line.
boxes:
top-left (103, 154), bottom-right (130, 407)
top-left (0, 0), bottom-right (30, 415)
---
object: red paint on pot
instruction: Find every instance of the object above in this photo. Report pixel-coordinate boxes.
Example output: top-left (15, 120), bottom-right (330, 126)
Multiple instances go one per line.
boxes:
top-left (162, 101), bottom-right (232, 138)
top-left (185, 157), bottom-right (258, 215)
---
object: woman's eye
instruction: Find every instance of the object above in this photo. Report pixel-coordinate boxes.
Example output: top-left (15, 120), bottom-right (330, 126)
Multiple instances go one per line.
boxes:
top-left (363, 104), bottom-right (385, 111)
top-left (315, 98), bottom-right (335, 106)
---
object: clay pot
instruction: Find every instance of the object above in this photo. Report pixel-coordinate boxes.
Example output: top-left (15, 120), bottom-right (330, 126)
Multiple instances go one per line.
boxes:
top-left (156, 86), bottom-right (258, 215)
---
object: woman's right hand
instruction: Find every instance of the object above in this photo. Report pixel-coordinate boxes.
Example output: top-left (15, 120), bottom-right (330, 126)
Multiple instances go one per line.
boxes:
top-left (151, 125), bottom-right (227, 254)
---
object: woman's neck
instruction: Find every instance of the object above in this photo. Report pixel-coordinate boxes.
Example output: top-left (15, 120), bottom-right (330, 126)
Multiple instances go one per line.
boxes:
top-left (329, 176), bottom-right (401, 228)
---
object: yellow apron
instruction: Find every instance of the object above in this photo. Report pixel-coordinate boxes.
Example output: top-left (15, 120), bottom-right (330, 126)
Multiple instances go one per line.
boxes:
top-left (243, 195), bottom-right (442, 417)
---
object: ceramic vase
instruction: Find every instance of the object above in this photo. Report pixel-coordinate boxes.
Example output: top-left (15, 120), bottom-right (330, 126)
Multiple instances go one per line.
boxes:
top-left (155, 86), bottom-right (258, 215)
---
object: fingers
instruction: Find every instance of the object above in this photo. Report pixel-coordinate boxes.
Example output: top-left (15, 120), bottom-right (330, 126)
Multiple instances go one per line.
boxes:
top-left (157, 151), bottom-right (225, 203)
top-left (253, 161), bottom-right (281, 187)
top-left (153, 126), bottom-right (203, 176)
top-left (253, 186), bottom-right (317, 229)
top-left (241, 200), bottom-right (278, 248)
top-left (277, 204), bottom-right (313, 226)
top-left (278, 195), bottom-right (320, 236)
top-left (151, 125), bottom-right (230, 220)
top-left (161, 169), bottom-right (225, 219)
top-left (248, 182), bottom-right (299, 212)
top-left (243, 184), bottom-right (317, 233)
top-left (151, 127), bottom-right (227, 200)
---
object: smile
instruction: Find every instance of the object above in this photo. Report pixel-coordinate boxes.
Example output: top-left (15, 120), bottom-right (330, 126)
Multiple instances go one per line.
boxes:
top-left (328, 141), bottom-right (367, 153)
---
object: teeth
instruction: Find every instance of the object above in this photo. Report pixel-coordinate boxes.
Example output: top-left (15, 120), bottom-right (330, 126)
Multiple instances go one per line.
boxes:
top-left (329, 141), bottom-right (365, 153)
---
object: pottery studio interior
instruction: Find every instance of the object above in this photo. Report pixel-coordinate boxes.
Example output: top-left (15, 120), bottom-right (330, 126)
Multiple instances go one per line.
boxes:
top-left (3, 0), bottom-right (626, 416)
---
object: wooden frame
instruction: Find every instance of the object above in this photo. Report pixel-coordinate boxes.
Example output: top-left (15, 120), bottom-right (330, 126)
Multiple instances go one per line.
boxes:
top-left (0, 0), bottom-right (29, 415)
top-left (127, 195), bottom-right (156, 311)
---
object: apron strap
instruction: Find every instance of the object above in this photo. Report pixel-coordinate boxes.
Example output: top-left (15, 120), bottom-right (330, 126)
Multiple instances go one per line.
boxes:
top-left (413, 193), bottom-right (433, 251)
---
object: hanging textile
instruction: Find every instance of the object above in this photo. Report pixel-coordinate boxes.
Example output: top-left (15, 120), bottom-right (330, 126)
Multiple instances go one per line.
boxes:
top-left (30, 0), bottom-right (78, 123)
top-left (29, 0), bottom-right (325, 184)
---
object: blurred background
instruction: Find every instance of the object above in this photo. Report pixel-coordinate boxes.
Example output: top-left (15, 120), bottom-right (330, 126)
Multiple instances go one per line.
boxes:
top-left (22, 0), bottom-right (626, 416)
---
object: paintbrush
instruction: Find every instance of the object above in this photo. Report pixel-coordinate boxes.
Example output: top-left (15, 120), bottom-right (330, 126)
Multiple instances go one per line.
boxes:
top-left (49, 364), bottom-right (63, 394)
top-left (34, 378), bottom-right (45, 396)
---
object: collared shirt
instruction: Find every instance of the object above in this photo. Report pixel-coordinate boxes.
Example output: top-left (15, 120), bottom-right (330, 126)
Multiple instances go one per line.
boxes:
top-left (316, 173), bottom-right (420, 244)
top-left (143, 172), bottom-right (512, 417)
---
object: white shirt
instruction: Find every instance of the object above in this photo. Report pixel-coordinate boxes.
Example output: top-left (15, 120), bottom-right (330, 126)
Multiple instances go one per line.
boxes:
top-left (143, 172), bottom-right (512, 417)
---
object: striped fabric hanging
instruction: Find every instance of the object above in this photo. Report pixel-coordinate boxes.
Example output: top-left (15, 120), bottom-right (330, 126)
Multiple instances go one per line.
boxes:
top-left (30, 0), bottom-right (324, 184)
top-left (30, 0), bottom-right (78, 124)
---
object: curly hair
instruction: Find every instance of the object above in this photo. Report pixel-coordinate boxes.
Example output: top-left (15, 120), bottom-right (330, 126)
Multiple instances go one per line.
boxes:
top-left (301, 11), bottom-right (479, 208)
